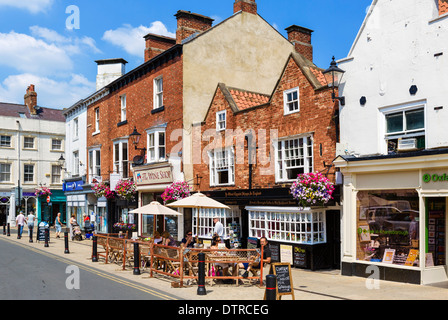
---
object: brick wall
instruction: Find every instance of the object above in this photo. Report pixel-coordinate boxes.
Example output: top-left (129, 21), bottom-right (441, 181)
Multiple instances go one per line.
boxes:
top-left (193, 56), bottom-right (337, 192)
top-left (86, 54), bottom-right (183, 183)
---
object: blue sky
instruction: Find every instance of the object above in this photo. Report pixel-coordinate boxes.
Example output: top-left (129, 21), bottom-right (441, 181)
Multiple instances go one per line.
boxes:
top-left (0, 0), bottom-right (372, 109)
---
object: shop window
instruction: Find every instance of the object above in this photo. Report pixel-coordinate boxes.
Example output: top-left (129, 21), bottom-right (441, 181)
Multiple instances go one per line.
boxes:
top-left (247, 208), bottom-right (326, 244)
top-left (356, 190), bottom-right (420, 266)
top-left (275, 135), bottom-right (313, 182)
top-left (192, 206), bottom-right (241, 239)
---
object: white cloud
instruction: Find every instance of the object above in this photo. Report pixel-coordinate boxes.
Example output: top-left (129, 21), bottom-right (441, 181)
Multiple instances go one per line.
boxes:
top-left (0, 73), bottom-right (96, 109)
top-left (0, 0), bottom-right (54, 13)
top-left (0, 31), bottom-right (73, 76)
top-left (102, 21), bottom-right (175, 57)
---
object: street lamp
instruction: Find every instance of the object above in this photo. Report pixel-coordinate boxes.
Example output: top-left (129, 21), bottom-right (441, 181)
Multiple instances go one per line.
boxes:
top-left (130, 126), bottom-right (146, 157)
top-left (58, 154), bottom-right (65, 168)
top-left (323, 56), bottom-right (346, 106)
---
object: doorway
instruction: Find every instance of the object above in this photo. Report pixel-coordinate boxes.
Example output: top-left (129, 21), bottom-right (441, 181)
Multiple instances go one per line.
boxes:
top-left (326, 210), bottom-right (341, 269)
top-left (425, 198), bottom-right (446, 267)
top-left (0, 205), bottom-right (7, 226)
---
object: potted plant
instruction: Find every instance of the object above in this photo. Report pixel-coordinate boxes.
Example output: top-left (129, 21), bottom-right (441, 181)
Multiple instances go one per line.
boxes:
top-left (290, 172), bottom-right (335, 209)
top-left (161, 181), bottom-right (191, 204)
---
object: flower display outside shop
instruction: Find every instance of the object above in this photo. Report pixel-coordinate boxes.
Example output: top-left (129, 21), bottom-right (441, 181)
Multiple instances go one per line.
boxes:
top-left (161, 181), bottom-right (191, 204)
top-left (92, 182), bottom-right (115, 200)
top-left (34, 186), bottom-right (52, 198)
top-left (113, 222), bottom-right (136, 231)
top-left (290, 172), bottom-right (335, 209)
top-left (115, 179), bottom-right (137, 201)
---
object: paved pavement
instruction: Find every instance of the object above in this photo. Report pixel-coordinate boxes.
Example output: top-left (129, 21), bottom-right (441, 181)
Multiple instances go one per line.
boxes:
top-left (2, 226), bottom-right (448, 300)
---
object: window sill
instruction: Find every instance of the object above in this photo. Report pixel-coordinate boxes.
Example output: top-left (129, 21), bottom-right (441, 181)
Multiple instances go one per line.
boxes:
top-left (283, 109), bottom-right (300, 116)
top-left (151, 106), bottom-right (165, 114)
top-left (117, 120), bottom-right (128, 127)
top-left (92, 131), bottom-right (101, 137)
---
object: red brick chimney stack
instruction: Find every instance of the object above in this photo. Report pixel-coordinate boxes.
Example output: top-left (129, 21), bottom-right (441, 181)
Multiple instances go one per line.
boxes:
top-left (24, 84), bottom-right (37, 115)
top-left (439, 0), bottom-right (448, 15)
top-left (175, 10), bottom-right (214, 44)
top-left (144, 33), bottom-right (176, 62)
top-left (285, 25), bottom-right (314, 62)
top-left (234, 0), bottom-right (257, 15)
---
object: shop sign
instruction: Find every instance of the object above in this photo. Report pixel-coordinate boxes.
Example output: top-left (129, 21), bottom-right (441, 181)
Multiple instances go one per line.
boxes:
top-left (63, 180), bottom-right (83, 192)
top-left (423, 173), bottom-right (448, 183)
top-left (133, 165), bottom-right (173, 186)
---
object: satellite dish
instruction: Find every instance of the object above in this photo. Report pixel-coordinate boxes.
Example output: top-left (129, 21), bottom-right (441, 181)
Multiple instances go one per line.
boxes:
top-left (133, 155), bottom-right (144, 165)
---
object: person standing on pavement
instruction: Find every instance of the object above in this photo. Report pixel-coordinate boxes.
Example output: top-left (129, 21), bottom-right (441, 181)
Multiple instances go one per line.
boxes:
top-left (26, 211), bottom-right (36, 242)
top-left (55, 212), bottom-right (62, 238)
top-left (15, 211), bottom-right (25, 239)
top-left (213, 216), bottom-right (224, 242)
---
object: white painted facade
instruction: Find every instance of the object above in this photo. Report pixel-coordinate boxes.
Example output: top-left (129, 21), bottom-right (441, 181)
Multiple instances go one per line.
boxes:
top-left (337, 0), bottom-right (448, 157)
top-left (0, 112), bottom-right (65, 226)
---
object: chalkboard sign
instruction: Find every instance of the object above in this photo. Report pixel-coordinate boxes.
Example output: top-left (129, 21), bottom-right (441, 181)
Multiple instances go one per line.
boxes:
top-left (270, 263), bottom-right (295, 300)
top-left (269, 243), bottom-right (280, 263)
top-left (293, 245), bottom-right (307, 268)
top-left (37, 222), bottom-right (49, 242)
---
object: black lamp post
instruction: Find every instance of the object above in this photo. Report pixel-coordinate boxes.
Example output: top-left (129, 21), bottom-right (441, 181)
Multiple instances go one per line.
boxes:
top-left (323, 56), bottom-right (346, 106)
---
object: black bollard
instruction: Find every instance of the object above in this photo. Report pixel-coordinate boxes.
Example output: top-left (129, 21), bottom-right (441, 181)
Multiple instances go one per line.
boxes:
top-left (133, 242), bottom-right (141, 275)
top-left (7, 223), bottom-right (10, 237)
top-left (44, 228), bottom-right (49, 247)
top-left (197, 252), bottom-right (206, 296)
top-left (265, 274), bottom-right (277, 300)
top-left (64, 232), bottom-right (69, 254)
top-left (29, 225), bottom-right (33, 243)
top-left (3, 222), bottom-right (5, 235)
top-left (92, 236), bottom-right (98, 262)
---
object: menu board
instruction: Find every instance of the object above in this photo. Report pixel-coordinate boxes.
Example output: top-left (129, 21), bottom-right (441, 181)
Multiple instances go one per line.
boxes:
top-left (280, 244), bottom-right (293, 265)
top-left (269, 263), bottom-right (295, 300)
top-left (269, 243), bottom-right (280, 263)
top-left (293, 246), bottom-right (307, 268)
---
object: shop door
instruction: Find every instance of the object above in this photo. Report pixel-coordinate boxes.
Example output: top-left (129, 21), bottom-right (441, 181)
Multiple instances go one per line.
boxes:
top-left (0, 206), bottom-right (7, 225)
top-left (326, 210), bottom-right (341, 269)
top-left (425, 198), bottom-right (446, 267)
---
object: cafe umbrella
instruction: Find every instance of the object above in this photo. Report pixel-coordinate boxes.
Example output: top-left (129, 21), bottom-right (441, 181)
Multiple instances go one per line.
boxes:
top-left (129, 201), bottom-right (182, 237)
top-left (166, 192), bottom-right (230, 237)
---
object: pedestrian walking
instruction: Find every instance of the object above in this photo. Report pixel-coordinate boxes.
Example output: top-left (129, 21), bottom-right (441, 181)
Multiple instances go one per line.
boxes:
top-left (69, 214), bottom-right (76, 241)
top-left (26, 211), bottom-right (36, 241)
top-left (55, 212), bottom-right (62, 238)
top-left (15, 211), bottom-right (25, 239)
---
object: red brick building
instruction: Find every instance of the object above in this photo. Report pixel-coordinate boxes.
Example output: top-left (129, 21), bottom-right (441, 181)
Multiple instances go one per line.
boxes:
top-left (192, 50), bottom-right (342, 270)
top-left (84, 0), bottom-right (297, 236)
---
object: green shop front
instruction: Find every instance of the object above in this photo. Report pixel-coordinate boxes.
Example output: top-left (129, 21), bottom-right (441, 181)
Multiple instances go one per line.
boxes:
top-left (37, 190), bottom-right (66, 225)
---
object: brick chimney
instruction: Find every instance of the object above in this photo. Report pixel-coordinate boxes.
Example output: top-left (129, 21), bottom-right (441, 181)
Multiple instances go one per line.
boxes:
top-left (144, 33), bottom-right (176, 62)
top-left (286, 25), bottom-right (314, 62)
top-left (24, 84), bottom-right (37, 115)
top-left (439, 0), bottom-right (448, 15)
top-left (175, 10), bottom-right (214, 44)
top-left (234, 0), bottom-right (257, 15)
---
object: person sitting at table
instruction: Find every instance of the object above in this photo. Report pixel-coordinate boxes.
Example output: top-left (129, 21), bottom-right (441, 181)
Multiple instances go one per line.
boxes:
top-left (242, 236), bottom-right (271, 278)
top-left (153, 231), bottom-right (163, 244)
top-left (211, 235), bottom-right (230, 277)
top-left (181, 231), bottom-right (196, 248)
top-left (161, 231), bottom-right (177, 247)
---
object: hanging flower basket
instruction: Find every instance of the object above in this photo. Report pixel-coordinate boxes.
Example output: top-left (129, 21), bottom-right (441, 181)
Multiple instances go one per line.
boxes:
top-left (35, 187), bottom-right (52, 198)
top-left (92, 182), bottom-right (115, 200)
top-left (161, 181), bottom-right (191, 204)
top-left (290, 172), bottom-right (335, 209)
top-left (115, 179), bottom-right (137, 201)
top-left (113, 222), bottom-right (136, 231)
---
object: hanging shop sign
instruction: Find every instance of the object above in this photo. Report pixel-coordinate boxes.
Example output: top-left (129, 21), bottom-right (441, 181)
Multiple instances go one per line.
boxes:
top-left (133, 164), bottom-right (173, 187)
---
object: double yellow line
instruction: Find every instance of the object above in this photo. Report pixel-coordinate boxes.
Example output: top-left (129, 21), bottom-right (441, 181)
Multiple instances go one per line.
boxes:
top-left (0, 237), bottom-right (178, 300)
